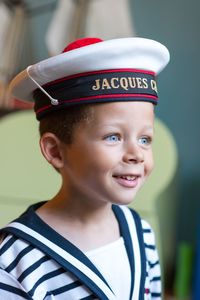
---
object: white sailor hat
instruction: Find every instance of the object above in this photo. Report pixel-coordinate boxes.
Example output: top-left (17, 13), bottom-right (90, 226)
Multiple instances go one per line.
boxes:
top-left (8, 37), bottom-right (170, 120)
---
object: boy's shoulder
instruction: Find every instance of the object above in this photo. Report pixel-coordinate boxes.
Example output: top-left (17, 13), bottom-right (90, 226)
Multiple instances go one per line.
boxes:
top-left (118, 205), bottom-right (154, 232)
top-left (0, 232), bottom-right (28, 254)
top-left (0, 203), bottom-right (39, 257)
top-left (120, 205), bottom-right (156, 247)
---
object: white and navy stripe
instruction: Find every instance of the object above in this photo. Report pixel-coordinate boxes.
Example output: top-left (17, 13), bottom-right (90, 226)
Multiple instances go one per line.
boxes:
top-left (142, 220), bottom-right (162, 299)
top-left (0, 203), bottom-right (161, 299)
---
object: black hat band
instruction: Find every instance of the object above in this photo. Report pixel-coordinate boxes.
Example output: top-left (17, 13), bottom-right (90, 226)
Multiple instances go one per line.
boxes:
top-left (33, 69), bottom-right (158, 120)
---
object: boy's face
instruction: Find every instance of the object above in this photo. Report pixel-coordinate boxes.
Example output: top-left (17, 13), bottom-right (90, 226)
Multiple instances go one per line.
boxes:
top-left (60, 102), bottom-right (154, 206)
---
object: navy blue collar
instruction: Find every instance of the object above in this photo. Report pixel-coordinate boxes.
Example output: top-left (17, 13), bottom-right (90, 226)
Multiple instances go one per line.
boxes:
top-left (1, 202), bottom-right (145, 300)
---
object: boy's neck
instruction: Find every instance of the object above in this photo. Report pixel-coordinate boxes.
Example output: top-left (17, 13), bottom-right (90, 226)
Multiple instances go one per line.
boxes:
top-left (36, 192), bottom-right (121, 252)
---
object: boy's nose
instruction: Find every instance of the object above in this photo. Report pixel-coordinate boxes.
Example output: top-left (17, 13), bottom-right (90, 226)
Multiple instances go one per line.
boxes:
top-left (122, 143), bottom-right (144, 164)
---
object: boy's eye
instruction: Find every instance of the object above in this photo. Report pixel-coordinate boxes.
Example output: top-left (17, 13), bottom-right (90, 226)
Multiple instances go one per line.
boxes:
top-left (138, 136), bottom-right (152, 146)
top-left (104, 134), bottom-right (120, 142)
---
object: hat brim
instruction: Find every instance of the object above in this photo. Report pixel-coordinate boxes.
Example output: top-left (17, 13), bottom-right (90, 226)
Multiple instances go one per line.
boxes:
top-left (8, 37), bottom-right (170, 102)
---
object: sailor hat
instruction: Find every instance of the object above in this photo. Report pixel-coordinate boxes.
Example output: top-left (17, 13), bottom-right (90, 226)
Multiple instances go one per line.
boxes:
top-left (8, 37), bottom-right (170, 120)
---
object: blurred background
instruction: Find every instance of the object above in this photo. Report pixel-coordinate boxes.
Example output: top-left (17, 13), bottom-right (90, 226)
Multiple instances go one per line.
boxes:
top-left (0, 0), bottom-right (200, 298)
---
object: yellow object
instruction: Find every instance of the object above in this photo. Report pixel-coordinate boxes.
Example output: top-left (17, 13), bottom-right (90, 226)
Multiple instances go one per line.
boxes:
top-left (0, 111), bottom-right (61, 225)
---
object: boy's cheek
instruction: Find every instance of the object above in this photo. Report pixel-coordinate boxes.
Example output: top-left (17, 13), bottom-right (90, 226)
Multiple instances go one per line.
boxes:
top-left (145, 155), bottom-right (154, 177)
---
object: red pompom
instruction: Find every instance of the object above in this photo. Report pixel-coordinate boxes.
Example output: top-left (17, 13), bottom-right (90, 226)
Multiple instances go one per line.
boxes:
top-left (62, 37), bottom-right (103, 53)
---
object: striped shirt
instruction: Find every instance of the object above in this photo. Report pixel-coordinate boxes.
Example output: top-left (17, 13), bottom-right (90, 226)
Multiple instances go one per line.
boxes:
top-left (0, 202), bottom-right (161, 299)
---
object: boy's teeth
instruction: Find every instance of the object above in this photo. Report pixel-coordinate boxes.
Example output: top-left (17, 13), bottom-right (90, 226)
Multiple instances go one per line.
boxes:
top-left (121, 175), bottom-right (136, 180)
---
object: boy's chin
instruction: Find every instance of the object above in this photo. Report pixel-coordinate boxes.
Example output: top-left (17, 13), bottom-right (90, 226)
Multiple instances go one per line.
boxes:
top-left (111, 195), bottom-right (138, 206)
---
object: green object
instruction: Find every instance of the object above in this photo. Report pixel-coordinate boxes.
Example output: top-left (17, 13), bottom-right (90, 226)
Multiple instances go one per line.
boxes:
top-left (174, 242), bottom-right (194, 298)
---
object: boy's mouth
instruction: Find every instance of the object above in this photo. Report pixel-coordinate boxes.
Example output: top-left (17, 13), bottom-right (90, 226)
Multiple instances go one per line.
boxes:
top-left (113, 174), bottom-right (141, 188)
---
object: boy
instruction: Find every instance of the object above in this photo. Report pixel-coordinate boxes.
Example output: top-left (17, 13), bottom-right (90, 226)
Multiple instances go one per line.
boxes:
top-left (0, 37), bottom-right (170, 299)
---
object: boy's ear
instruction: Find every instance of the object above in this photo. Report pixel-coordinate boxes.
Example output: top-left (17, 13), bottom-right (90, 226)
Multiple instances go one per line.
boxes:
top-left (39, 133), bottom-right (64, 169)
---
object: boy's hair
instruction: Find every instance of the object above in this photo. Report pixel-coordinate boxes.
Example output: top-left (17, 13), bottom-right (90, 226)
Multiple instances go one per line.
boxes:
top-left (39, 104), bottom-right (92, 144)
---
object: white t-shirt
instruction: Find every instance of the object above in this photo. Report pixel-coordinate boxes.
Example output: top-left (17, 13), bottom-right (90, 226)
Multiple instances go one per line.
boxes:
top-left (86, 237), bottom-right (131, 300)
